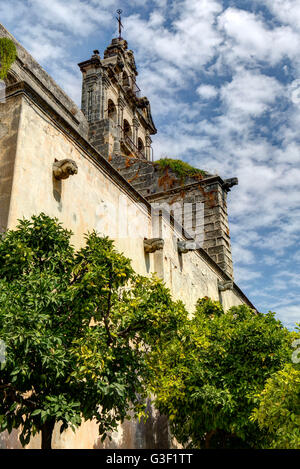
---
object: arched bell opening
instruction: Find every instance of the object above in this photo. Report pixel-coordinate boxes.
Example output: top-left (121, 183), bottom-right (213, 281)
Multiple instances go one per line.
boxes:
top-left (123, 119), bottom-right (132, 140)
top-left (122, 71), bottom-right (130, 88)
top-left (138, 137), bottom-right (145, 158)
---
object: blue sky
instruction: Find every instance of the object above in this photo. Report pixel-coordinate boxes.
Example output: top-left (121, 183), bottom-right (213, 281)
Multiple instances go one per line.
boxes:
top-left (1, 0), bottom-right (299, 328)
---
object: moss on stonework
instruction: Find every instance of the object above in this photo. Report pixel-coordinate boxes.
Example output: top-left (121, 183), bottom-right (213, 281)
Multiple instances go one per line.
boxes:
top-left (0, 38), bottom-right (17, 80)
top-left (154, 158), bottom-right (207, 181)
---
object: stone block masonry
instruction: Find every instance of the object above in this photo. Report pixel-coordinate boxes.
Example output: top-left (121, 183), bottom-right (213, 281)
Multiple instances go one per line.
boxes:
top-left (107, 155), bottom-right (236, 279)
top-left (77, 33), bottom-right (237, 279)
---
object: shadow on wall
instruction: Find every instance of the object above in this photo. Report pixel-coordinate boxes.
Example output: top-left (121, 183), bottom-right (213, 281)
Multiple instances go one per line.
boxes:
top-left (144, 252), bottom-right (151, 273)
top-left (93, 399), bottom-right (170, 449)
top-left (136, 398), bottom-right (170, 449)
top-left (52, 175), bottom-right (62, 212)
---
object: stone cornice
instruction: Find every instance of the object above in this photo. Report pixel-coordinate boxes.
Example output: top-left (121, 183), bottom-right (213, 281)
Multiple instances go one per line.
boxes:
top-left (146, 175), bottom-right (225, 201)
top-left (78, 57), bottom-right (101, 71)
top-left (136, 107), bottom-right (157, 135)
top-left (6, 78), bottom-right (81, 126)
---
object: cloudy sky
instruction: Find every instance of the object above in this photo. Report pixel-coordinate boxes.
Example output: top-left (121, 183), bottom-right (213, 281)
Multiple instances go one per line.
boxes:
top-left (1, 0), bottom-right (299, 328)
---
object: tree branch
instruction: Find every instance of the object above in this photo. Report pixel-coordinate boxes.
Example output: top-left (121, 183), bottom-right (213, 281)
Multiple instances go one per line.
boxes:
top-left (103, 269), bottom-right (113, 345)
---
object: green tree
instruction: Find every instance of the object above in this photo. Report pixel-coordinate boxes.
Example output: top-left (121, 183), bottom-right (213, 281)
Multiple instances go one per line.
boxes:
top-left (150, 298), bottom-right (296, 448)
top-left (251, 363), bottom-right (300, 449)
top-left (0, 213), bottom-right (186, 448)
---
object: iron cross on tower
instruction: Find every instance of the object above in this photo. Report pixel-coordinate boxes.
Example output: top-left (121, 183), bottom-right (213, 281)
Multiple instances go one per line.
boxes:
top-left (116, 9), bottom-right (123, 40)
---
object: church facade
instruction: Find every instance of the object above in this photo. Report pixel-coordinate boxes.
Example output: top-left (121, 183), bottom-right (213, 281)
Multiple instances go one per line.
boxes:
top-left (0, 23), bottom-right (254, 449)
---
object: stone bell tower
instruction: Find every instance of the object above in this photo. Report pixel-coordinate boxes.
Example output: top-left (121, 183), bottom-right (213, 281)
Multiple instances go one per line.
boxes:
top-left (78, 32), bottom-right (157, 160)
top-left (78, 16), bottom-right (237, 280)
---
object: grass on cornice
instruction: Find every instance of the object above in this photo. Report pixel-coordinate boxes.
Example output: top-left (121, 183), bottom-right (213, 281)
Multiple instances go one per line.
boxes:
top-left (154, 158), bottom-right (207, 181)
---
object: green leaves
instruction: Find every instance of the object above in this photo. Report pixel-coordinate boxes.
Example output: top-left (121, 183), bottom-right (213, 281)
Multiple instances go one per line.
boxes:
top-left (0, 213), bottom-right (187, 448)
top-left (151, 299), bottom-right (297, 449)
top-left (252, 364), bottom-right (300, 449)
top-left (1, 213), bottom-right (297, 450)
top-left (0, 213), bottom-right (74, 281)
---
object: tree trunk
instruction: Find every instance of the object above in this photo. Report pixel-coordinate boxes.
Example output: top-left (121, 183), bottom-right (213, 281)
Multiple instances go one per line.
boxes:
top-left (41, 420), bottom-right (55, 449)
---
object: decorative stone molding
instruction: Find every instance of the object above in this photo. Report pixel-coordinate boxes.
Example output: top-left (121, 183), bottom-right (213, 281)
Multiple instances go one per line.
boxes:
top-left (218, 280), bottom-right (234, 292)
top-left (53, 159), bottom-right (78, 180)
top-left (177, 240), bottom-right (198, 254)
top-left (102, 75), bottom-right (111, 90)
top-left (144, 238), bottom-right (164, 253)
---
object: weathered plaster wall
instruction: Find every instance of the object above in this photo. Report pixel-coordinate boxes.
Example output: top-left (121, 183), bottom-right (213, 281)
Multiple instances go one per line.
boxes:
top-left (6, 96), bottom-right (155, 275)
top-left (220, 289), bottom-right (244, 311)
top-left (108, 155), bottom-right (235, 278)
top-left (0, 95), bottom-right (22, 233)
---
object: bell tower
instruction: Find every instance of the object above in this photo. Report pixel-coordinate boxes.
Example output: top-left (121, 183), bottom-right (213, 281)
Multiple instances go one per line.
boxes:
top-left (78, 11), bottom-right (157, 161)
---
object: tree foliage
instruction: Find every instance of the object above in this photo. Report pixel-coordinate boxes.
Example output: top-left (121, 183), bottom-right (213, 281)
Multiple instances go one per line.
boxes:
top-left (0, 214), bottom-right (298, 450)
top-left (150, 298), bottom-right (296, 448)
top-left (251, 363), bottom-right (300, 449)
top-left (0, 213), bottom-right (186, 448)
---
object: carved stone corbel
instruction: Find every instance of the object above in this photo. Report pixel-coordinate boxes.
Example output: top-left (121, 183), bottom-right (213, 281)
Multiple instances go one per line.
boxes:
top-left (144, 238), bottom-right (164, 253)
top-left (53, 159), bottom-right (78, 180)
top-left (177, 240), bottom-right (198, 254)
top-left (218, 280), bottom-right (234, 292)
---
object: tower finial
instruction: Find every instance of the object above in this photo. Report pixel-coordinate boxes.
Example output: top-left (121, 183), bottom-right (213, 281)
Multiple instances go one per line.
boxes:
top-left (116, 9), bottom-right (123, 40)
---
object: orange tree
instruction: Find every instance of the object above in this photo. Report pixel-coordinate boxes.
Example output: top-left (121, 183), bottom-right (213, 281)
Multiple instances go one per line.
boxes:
top-left (251, 362), bottom-right (300, 448)
top-left (0, 213), bottom-right (186, 448)
top-left (149, 298), bottom-right (296, 448)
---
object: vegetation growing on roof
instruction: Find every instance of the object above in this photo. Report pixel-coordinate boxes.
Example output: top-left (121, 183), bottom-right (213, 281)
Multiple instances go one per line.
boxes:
top-left (154, 158), bottom-right (207, 182)
top-left (0, 38), bottom-right (17, 80)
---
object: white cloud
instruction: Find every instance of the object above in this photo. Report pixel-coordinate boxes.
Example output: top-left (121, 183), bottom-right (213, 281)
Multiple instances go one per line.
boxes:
top-left (125, 0), bottom-right (222, 75)
top-left (234, 266), bottom-right (262, 283)
top-left (196, 84), bottom-right (218, 99)
top-left (275, 305), bottom-right (300, 329)
top-left (218, 7), bottom-right (300, 68)
top-left (220, 70), bottom-right (283, 118)
top-left (28, 0), bottom-right (111, 35)
top-left (264, 0), bottom-right (300, 32)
